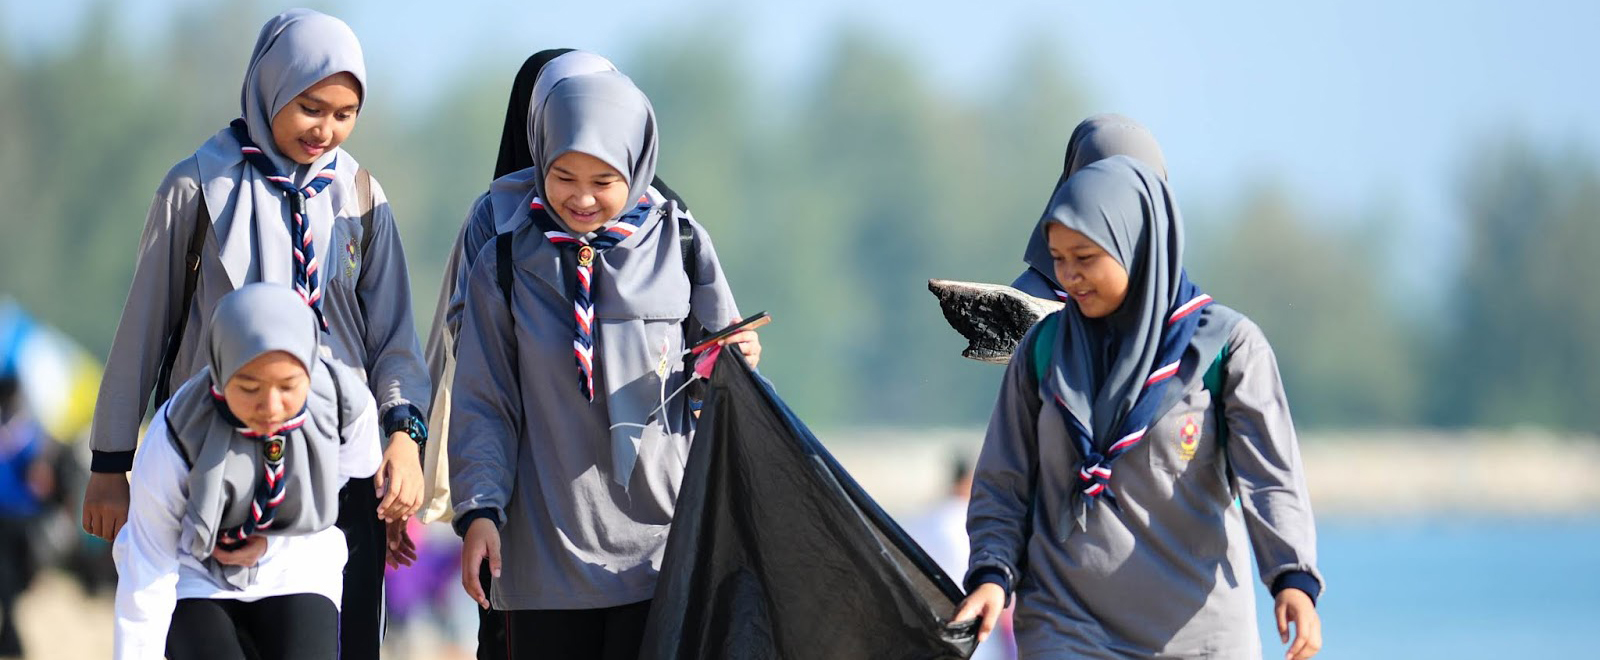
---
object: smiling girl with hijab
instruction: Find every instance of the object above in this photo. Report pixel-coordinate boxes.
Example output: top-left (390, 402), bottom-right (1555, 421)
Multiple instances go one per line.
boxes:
top-left (113, 284), bottom-right (380, 660)
top-left (956, 156), bottom-right (1324, 659)
top-left (420, 48), bottom-right (700, 660)
top-left (420, 48), bottom-right (696, 526)
top-left (82, 10), bottom-right (431, 658)
top-left (1013, 113), bottom-right (1169, 302)
top-left (448, 69), bottom-right (760, 659)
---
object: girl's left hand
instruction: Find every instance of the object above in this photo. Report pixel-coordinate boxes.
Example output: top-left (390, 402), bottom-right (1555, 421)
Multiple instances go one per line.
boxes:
top-left (1275, 588), bottom-right (1322, 659)
top-left (385, 519), bottom-right (418, 569)
top-left (212, 536), bottom-right (268, 567)
top-left (375, 433), bottom-right (424, 522)
top-left (718, 317), bottom-right (762, 368)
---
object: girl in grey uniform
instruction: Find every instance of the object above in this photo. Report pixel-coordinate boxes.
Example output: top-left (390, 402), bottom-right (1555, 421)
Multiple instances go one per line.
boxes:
top-left (448, 70), bottom-right (760, 659)
top-left (114, 283), bottom-right (380, 660)
top-left (82, 10), bottom-right (429, 659)
top-left (1013, 113), bottom-right (1169, 302)
top-left (956, 156), bottom-right (1324, 659)
top-left (421, 48), bottom-right (700, 659)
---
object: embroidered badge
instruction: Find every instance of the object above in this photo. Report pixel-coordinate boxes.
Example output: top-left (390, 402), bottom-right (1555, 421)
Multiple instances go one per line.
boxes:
top-left (344, 237), bottom-right (359, 280)
top-left (265, 438), bottom-right (285, 462)
top-left (1178, 416), bottom-right (1200, 461)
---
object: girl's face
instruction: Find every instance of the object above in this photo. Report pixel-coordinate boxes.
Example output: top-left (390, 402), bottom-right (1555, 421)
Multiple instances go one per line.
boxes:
top-left (1047, 224), bottom-right (1129, 318)
top-left (544, 151), bottom-right (630, 234)
top-left (270, 72), bottom-right (362, 165)
top-left (223, 351), bottom-right (310, 436)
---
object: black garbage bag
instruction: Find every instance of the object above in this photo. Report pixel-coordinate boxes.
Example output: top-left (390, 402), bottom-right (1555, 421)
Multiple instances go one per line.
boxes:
top-left (641, 349), bottom-right (978, 660)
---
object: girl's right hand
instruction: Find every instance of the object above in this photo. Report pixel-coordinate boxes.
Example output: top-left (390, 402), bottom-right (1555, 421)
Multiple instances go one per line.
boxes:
top-left (460, 517), bottom-right (501, 609)
top-left (952, 583), bottom-right (1007, 644)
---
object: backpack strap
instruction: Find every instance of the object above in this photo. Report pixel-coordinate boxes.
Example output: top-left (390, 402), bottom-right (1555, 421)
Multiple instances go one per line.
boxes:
top-left (677, 212), bottom-right (703, 346)
top-left (1202, 342), bottom-right (1231, 455)
top-left (1029, 314), bottom-right (1059, 385)
top-left (356, 167), bottom-right (375, 265)
top-left (679, 214), bottom-right (697, 285)
top-left (154, 194), bottom-right (212, 408)
top-left (496, 232), bottom-right (514, 311)
top-left (164, 408), bottom-right (194, 470)
top-left (325, 358), bottom-right (349, 444)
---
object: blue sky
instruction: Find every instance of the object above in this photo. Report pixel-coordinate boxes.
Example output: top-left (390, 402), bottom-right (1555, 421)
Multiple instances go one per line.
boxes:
top-left (6, 0), bottom-right (1599, 304)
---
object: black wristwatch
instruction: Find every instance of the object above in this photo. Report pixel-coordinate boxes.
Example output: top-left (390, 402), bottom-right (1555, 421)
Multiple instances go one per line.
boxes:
top-left (382, 404), bottom-right (428, 451)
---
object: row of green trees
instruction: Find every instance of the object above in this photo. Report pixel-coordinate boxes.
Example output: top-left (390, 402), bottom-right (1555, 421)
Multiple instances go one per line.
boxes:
top-left (3, 3), bottom-right (1595, 432)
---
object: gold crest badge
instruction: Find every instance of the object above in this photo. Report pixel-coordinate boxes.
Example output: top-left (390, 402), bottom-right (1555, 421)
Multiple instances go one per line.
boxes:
top-left (1178, 416), bottom-right (1200, 461)
top-left (265, 438), bottom-right (285, 462)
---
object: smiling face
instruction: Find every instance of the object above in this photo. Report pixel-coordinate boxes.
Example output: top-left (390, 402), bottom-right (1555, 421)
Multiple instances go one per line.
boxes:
top-left (223, 351), bottom-right (310, 436)
top-left (270, 71), bottom-right (362, 165)
top-left (1047, 223), bottom-right (1130, 318)
top-left (543, 151), bottom-right (631, 234)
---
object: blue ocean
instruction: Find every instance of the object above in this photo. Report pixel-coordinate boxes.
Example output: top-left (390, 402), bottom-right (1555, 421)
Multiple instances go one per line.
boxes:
top-left (1251, 516), bottom-right (1600, 658)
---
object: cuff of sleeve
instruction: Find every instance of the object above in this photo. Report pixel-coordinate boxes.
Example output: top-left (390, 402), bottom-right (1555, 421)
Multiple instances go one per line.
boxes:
top-left (965, 567), bottom-right (1013, 603)
top-left (1271, 570), bottom-right (1322, 605)
top-left (91, 450), bottom-right (135, 474)
top-left (452, 508), bottom-right (500, 538)
top-left (382, 403), bottom-right (426, 435)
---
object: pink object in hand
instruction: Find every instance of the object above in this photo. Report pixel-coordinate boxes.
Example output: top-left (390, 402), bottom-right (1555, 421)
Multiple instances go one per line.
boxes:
top-left (694, 344), bottom-right (723, 380)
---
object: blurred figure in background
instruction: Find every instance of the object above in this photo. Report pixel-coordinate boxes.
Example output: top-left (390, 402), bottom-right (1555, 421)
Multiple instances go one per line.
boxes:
top-left (902, 454), bottom-right (1016, 660)
top-left (0, 373), bottom-right (59, 657)
top-left (383, 518), bottom-right (476, 660)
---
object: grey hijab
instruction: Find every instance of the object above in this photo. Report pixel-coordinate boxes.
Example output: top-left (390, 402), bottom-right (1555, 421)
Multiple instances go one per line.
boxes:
top-left (1042, 156), bottom-right (1185, 444)
top-left (193, 9), bottom-right (367, 289)
top-left (531, 70), bottom-right (659, 230)
top-left (164, 284), bottom-right (354, 589)
top-left (490, 50), bottom-right (620, 234)
top-left (1024, 114), bottom-right (1167, 291)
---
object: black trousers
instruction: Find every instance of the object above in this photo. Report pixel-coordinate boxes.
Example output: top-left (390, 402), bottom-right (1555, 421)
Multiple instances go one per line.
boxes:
top-left (482, 600), bottom-right (652, 660)
top-left (165, 593), bottom-right (338, 660)
top-left (337, 476), bottom-right (386, 659)
top-left (477, 564), bottom-right (504, 660)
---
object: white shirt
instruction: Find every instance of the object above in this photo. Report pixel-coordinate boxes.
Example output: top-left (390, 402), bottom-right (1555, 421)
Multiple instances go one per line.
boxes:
top-left (112, 396), bottom-right (381, 660)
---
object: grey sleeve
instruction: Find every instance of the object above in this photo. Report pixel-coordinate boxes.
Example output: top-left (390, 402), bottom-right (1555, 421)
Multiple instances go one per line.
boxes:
top-left (424, 191), bottom-right (492, 393)
top-left (684, 214), bottom-right (740, 332)
top-left (446, 240), bottom-right (521, 524)
top-left (89, 163), bottom-right (201, 464)
top-left (447, 194), bottom-right (499, 348)
top-left (1221, 319), bottom-right (1323, 592)
top-left (353, 177), bottom-right (430, 421)
top-left (965, 323), bottom-right (1045, 587)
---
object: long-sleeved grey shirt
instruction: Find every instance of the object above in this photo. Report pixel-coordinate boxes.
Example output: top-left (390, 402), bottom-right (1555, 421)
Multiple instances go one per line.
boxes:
top-left (420, 183), bottom-right (690, 523)
top-left (967, 307), bottom-right (1321, 658)
top-left (89, 156), bottom-right (429, 471)
top-left (448, 198), bottom-right (738, 610)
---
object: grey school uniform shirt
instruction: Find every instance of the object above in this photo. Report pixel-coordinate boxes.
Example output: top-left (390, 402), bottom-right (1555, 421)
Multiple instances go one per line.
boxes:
top-left (967, 306), bottom-right (1322, 658)
top-left (448, 193), bottom-right (739, 610)
top-left (90, 154), bottom-right (429, 470)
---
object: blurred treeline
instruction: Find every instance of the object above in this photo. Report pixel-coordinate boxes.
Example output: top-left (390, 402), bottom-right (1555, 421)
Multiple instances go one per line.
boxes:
top-left (2, 1), bottom-right (1596, 432)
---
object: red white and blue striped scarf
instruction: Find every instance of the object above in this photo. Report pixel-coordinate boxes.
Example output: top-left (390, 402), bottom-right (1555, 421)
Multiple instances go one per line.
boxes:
top-left (228, 119), bottom-right (338, 330)
top-left (528, 196), bottom-right (655, 401)
top-left (1050, 273), bottom-right (1212, 512)
top-left (208, 383), bottom-right (308, 550)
